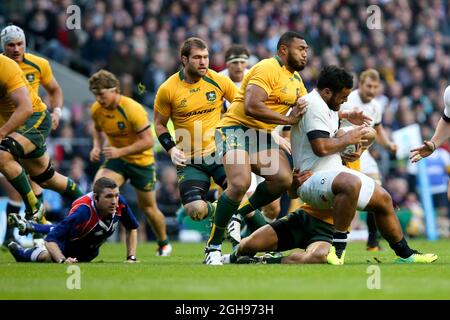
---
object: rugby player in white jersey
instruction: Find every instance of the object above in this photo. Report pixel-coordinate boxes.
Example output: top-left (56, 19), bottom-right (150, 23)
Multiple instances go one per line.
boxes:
top-left (292, 66), bottom-right (437, 264)
top-left (340, 69), bottom-right (397, 251)
top-left (411, 85), bottom-right (450, 201)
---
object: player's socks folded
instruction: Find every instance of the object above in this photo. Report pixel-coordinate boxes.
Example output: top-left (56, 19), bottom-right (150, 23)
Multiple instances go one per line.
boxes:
top-left (332, 231), bottom-right (348, 258)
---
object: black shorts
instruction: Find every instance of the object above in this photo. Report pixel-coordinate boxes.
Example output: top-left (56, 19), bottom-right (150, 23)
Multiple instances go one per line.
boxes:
top-left (270, 209), bottom-right (334, 252)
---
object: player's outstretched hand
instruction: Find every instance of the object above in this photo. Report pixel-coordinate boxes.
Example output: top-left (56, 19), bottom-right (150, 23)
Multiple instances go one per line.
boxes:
top-left (287, 98), bottom-right (308, 124)
top-left (345, 108), bottom-right (373, 126)
top-left (410, 140), bottom-right (436, 163)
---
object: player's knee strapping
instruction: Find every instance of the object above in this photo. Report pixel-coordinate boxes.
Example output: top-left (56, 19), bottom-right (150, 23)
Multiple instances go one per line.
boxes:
top-left (0, 137), bottom-right (24, 159)
top-left (180, 180), bottom-right (210, 204)
top-left (30, 161), bottom-right (55, 184)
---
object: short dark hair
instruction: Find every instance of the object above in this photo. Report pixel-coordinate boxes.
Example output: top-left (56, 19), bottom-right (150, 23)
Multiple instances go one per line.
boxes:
top-left (277, 31), bottom-right (304, 50)
top-left (224, 44), bottom-right (250, 62)
top-left (93, 177), bottom-right (118, 196)
top-left (317, 65), bottom-right (354, 93)
top-left (180, 37), bottom-right (208, 58)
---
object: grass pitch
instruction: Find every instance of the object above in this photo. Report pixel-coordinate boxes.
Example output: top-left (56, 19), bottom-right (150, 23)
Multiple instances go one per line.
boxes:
top-left (0, 239), bottom-right (449, 300)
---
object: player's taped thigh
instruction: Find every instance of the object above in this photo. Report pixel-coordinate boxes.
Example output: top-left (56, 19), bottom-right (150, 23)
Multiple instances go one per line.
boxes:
top-left (179, 179), bottom-right (210, 205)
top-left (0, 137), bottom-right (25, 159)
top-left (30, 161), bottom-right (55, 184)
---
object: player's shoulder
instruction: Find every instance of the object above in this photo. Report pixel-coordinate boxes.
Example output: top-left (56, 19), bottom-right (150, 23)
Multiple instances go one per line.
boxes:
top-left (69, 200), bottom-right (92, 221)
top-left (120, 95), bottom-right (143, 108)
top-left (0, 54), bottom-right (20, 71)
top-left (250, 57), bottom-right (279, 70)
top-left (204, 69), bottom-right (233, 89)
top-left (370, 96), bottom-right (382, 110)
top-left (205, 69), bottom-right (229, 82)
top-left (346, 90), bottom-right (360, 102)
top-left (303, 89), bottom-right (321, 104)
top-left (219, 68), bottom-right (229, 77)
top-left (304, 90), bottom-right (329, 115)
top-left (24, 53), bottom-right (50, 68)
top-left (90, 101), bottom-right (102, 114)
top-left (161, 71), bottom-right (182, 89)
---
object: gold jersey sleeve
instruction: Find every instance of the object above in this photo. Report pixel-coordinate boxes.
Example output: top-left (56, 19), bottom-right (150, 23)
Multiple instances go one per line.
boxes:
top-left (19, 53), bottom-right (53, 94)
top-left (91, 95), bottom-right (154, 166)
top-left (219, 57), bottom-right (307, 131)
top-left (154, 69), bottom-right (237, 158)
top-left (0, 55), bottom-right (47, 121)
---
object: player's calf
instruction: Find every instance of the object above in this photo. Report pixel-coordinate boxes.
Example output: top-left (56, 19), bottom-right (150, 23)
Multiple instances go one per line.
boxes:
top-left (8, 242), bottom-right (49, 262)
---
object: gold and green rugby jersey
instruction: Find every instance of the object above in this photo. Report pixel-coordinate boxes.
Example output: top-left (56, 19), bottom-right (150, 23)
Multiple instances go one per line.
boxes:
top-left (219, 56), bottom-right (307, 131)
top-left (0, 54), bottom-right (47, 122)
top-left (18, 53), bottom-right (53, 94)
top-left (154, 68), bottom-right (238, 158)
top-left (91, 95), bottom-right (155, 166)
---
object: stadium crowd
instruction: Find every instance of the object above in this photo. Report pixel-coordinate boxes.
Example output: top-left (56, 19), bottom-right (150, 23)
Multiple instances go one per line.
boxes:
top-left (1, 0), bottom-right (450, 239)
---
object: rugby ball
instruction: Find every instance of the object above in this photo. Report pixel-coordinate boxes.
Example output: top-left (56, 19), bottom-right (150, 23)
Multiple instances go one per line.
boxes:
top-left (335, 127), bottom-right (360, 155)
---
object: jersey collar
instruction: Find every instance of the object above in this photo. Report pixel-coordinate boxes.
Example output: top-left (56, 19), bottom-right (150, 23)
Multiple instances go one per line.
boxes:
top-left (274, 55), bottom-right (283, 67)
top-left (178, 68), bottom-right (184, 80)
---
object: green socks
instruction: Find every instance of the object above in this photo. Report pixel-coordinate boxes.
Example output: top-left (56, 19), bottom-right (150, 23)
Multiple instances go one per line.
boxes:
top-left (62, 178), bottom-right (84, 201)
top-left (237, 181), bottom-right (279, 217)
top-left (207, 193), bottom-right (240, 246)
top-left (243, 209), bottom-right (267, 232)
top-left (9, 169), bottom-right (39, 213)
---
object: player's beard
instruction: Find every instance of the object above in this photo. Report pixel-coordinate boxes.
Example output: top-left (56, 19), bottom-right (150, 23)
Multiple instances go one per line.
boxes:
top-left (361, 92), bottom-right (374, 104)
top-left (328, 93), bottom-right (341, 111)
top-left (287, 52), bottom-right (306, 72)
top-left (186, 64), bottom-right (207, 79)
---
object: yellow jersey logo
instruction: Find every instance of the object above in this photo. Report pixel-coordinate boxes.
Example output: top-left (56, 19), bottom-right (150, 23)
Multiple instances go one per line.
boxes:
top-left (205, 91), bottom-right (216, 101)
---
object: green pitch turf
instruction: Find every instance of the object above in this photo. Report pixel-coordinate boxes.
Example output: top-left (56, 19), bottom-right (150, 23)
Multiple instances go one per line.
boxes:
top-left (0, 239), bottom-right (449, 299)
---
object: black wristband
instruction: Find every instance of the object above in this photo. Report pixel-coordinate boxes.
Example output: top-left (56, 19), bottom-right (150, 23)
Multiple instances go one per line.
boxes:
top-left (127, 255), bottom-right (136, 261)
top-left (158, 132), bottom-right (176, 152)
top-left (58, 257), bottom-right (66, 263)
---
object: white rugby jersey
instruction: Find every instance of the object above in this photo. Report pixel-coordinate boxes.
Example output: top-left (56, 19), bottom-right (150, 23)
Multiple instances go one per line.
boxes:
top-left (291, 89), bottom-right (342, 172)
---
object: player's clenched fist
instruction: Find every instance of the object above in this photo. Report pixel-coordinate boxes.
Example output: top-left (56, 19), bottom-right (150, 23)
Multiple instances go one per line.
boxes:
top-left (90, 147), bottom-right (101, 162)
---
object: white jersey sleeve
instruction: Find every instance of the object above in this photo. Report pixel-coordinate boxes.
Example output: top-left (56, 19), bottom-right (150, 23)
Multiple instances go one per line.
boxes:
top-left (443, 85), bottom-right (450, 120)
